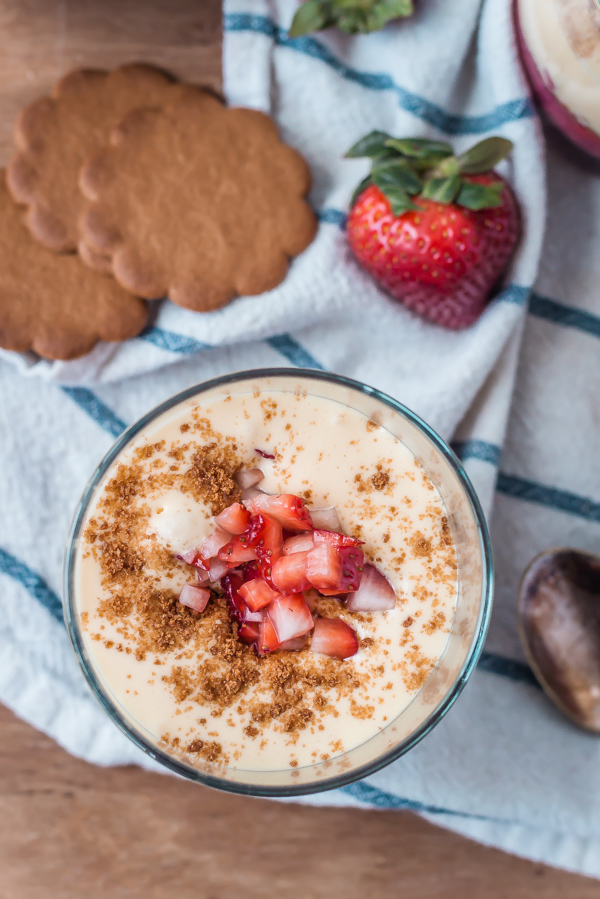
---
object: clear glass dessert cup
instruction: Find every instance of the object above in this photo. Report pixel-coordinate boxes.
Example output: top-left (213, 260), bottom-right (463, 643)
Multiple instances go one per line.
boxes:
top-left (64, 369), bottom-right (493, 797)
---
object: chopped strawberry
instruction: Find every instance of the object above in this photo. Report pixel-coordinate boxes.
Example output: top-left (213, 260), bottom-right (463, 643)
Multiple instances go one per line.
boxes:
top-left (199, 527), bottom-right (231, 565)
top-left (248, 493), bottom-right (313, 531)
top-left (346, 563), bottom-right (396, 611)
top-left (306, 542), bottom-right (364, 595)
top-left (238, 621), bottom-right (261, 646)
top-left (313, 529), bottom-right (363, 548)
top-left (245, 513), bottom-right (283, 582)
top-left (271, 552), bottom-right (312, 594)
top-left (215, 502), bottom-right (251, 535)
top-left (279, 635), bottom-right (308, 651)
top-left (266, 594), bottom-right (314, 643)
top-left (221, 567), bottom-right (259, 625)
top-left (305, 542), bottom-right (342, 592)
top-left (178, 547), bottom-right (202, 566)
top-left (309, 506), bottom-right (341, 531)
top-left (239, 577), bottom-right (280, 612)
top-left (218, 535), bottom-right (258, 566)
top-left (258, 614), bottom-right (281, 655)
top-left (179, 584), bottom-right (211, 613)
top-left (283, 533), bottom-right (315, 555)
top-left (310, 618), bottom-right (359, 659)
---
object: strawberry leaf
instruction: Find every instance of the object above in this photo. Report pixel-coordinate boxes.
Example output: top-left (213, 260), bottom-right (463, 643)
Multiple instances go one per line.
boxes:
top-left (289, 0), bottom-right (330, 37)
top-left (383, 187), bottom-right (420, 216)
top-left (350, 175), bottom-right (373, 207)
top-left (421, 175), bottom-right (461, 204)
top-left (372, 163), bottom-right (422, 195)
top-left (384, 138), bottom-right (453, 161)
top-left (346, 130), bottom-right (394, 159)
top-left (457, 137), bottom-right (514, 174)
top-left (364, 0), bottom-right (413, 30)
top-left (456, 180), bottom-right (504, 210)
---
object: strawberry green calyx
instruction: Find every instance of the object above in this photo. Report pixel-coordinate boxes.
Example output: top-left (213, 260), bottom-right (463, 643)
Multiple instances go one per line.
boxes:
top-left (345, 132), bottom-right (514, 215)
top-left (289, 0), bottom-right (413, 38)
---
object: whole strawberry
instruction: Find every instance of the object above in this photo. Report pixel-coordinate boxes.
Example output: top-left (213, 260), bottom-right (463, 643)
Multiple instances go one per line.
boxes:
top-left (289, 0), bottom-right (413, 38)
top-left (345, 133), bottom-right (520, 329)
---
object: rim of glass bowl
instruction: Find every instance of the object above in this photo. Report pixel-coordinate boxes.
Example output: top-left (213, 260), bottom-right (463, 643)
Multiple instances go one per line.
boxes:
top-left (63, 368), bottom-right (494, 798)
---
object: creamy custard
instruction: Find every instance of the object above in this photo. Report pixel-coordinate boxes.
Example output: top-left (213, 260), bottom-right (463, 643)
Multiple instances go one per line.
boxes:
top-left (75, 387), bottom-right (457, 771)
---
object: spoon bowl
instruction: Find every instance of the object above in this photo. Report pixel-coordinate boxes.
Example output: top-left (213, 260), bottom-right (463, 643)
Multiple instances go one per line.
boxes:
top-left (518, 548), bottom-right (600, 733)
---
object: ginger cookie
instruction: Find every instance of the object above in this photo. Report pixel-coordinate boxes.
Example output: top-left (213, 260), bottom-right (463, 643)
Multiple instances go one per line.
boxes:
top-left (7, 63), bottom-right (180, 253)
top-left (79, 88), bottom-right (317, 312)
top-left (0, 178), bottom-right (148, 361)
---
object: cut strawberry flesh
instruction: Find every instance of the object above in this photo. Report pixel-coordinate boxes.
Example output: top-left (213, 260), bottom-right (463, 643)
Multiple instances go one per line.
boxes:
top-left (279, 635), bottom-right (308, 651)
top-left (266, 594), bottom-right (314, 643)
top-left (179, 584), bottom-right (211, 613)
top-left (258, 615), bottom-right (281, 655)
top-left (235, 468), bottom-right (264, 490)
top-left (245, 513), bottom-right (283, 582)
top-left (215, 502), bottom-right (251, 535)
top-left (309, 507), bottom-right (341, 531)
top-left (200, 527), bottom-right (231, 563)
top-left (239, 577), bottom-right (280, 612)
top-left (346, 563), bottom-right (396, 611)
top-left (218, 535), bottom-right (258, 566)
top-left (271, 551), bottom-right (312, 594)
top-left (305, 542), bottom-right (342, 592)
top-left (310, 618), bottom-right (359, 659)
top-left (313, 529), bottom-right (363, 548)
top-left (283, 533), bottom-right (314, 555)
top-left (178, 547), bottom-right (201, 566)
top-left (208, 557), bottom-right (229, 582)
top-left (248, 494), bottom-right (313, 532)
top-left (238, 621), bottom-right (261, 646)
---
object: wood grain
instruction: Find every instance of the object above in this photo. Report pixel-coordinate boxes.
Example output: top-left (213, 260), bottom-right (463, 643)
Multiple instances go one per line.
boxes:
top-left (0, 0), bottom-right (598, 895)
top-left (0, 704), bottom-right (597, 899)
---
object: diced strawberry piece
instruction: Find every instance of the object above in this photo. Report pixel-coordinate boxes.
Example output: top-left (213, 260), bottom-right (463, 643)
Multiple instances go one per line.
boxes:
top-left (283, 534), bottom-right (314, 555)
top-left (305, 542), bottom-right (342, 592)
top-left (239, 577), bottom-right (280, 612)
top-left (235, 468), bottom-right (264, 490)
top-left (313, 529), bottom-right (363, 548)
top-left (266, 595), bottom-right (314, 643)
top-left (309, 507), bottom-right (341, 531)
top-left (310, 618), bottom-right (359, 659)
top-left (238, 621), bottom-right (261, 646)
top-left (215, 502), bottom-right (251, 535)
top-left (258, 615), bottom-right (281, 655)
top-left (200, 527), bottom-right (231, 564)
top-left (179, 584), bottom-right (211, 613)
top-left (346, 563), bottom-right (396, 611)
top-left (218, 535), bottom-right (258, 566)
top-left (221, 569), bottom-right (253, 624)
top-left (248, 494), bottom-right (313, 531)
top-left (245, 513), bottom-right (283, 582)
top-left (320, 545), bottom-right (365, 595)
top-left (271, 552), bottom-right (312, 594)
top-left (208, 557), bottom-right (228, 582)
top-left (279, 635), bottom-right (307, 651)
top-left (178, 547), bottom-right (202, 566)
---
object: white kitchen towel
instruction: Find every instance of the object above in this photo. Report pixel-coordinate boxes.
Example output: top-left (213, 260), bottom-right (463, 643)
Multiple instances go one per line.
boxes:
top-left (6, 0), bottom-right (600, 879)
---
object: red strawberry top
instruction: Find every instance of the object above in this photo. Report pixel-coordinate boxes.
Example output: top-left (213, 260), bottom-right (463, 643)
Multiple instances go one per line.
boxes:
top-left (345, 133), bottom-right (520, 329)
top-left (177, 478), bottom-right (397, 660)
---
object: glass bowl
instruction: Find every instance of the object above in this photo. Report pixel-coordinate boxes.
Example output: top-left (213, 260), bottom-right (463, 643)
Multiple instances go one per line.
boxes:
top-left (63, 369), bottom-right (493, 797)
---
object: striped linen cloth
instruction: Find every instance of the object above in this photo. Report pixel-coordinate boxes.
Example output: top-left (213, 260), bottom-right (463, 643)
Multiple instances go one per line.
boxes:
top-left (2, 0), bottom-right (600, 876)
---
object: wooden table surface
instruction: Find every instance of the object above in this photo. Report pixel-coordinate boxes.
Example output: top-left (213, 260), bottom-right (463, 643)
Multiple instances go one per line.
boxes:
top-left (0, 1), bottom-right (598, 895)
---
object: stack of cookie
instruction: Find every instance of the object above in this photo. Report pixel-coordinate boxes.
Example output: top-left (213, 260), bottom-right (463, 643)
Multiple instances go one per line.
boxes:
top-left (1, 64), bottom-right (316, 361)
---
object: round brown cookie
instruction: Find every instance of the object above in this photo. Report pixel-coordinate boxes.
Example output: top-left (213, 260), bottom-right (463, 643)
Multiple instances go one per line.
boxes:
top-left (7, 63), bottom-right (181, 254)
top-left (79, 88), bottom-right (317, 312)
top-left (0, 177), bottom-right (149, 361)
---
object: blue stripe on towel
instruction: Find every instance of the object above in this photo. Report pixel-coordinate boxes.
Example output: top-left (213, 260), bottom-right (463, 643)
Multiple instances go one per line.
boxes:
top-left (452, 440), bottom-right (502, 466)
top-left (530, 293), bottom-right (600, 340)
top-left (61, 386), bottom-right (127, 438)
top-left (140, 327), bottom-right (212, 354)
top-left (0, 546), bottom-right (63, 622)
top-left (496, 473), bottom-right (600, 524)
top-left (265, 334), bottom-right (325, 369)
top-left (224, 13), bottom-right (535, 134)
